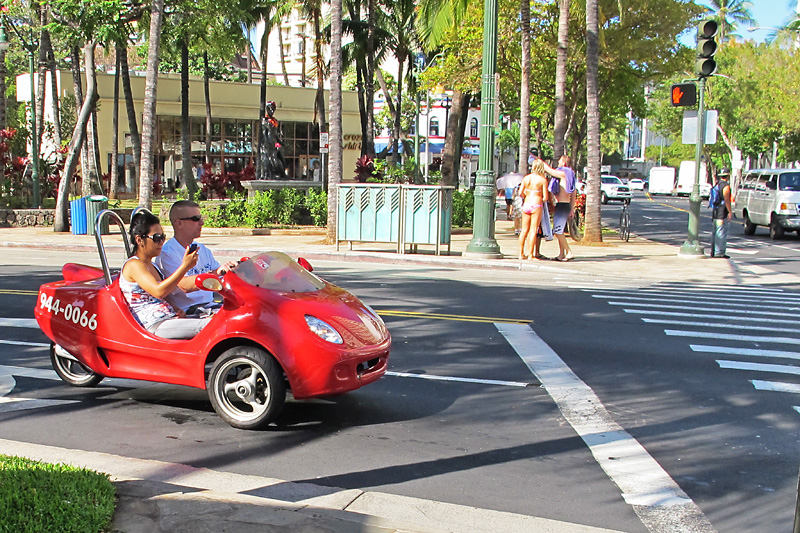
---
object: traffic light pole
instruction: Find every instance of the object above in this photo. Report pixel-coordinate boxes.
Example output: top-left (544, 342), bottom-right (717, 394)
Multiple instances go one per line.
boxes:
top-left (465, 0), bottom-right (501, 258)
top-left (679, 76), bottom-right (706, 257)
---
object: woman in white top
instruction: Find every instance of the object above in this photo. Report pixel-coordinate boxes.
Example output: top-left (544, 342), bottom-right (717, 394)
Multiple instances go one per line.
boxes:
top-left (120, 211), bottom-right (210, 339)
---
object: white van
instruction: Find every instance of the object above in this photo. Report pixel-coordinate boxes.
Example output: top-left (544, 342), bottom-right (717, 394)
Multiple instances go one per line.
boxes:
top-left (675, 161), bottom-right (710, 197)
top-left (648, 167), bottom-right (676, 195)
top-left (734, 168), bottom-right (800, 239)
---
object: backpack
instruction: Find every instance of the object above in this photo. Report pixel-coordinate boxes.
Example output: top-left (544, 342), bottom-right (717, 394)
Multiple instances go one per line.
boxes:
top-left (708, 183), bottom-right (723, 209)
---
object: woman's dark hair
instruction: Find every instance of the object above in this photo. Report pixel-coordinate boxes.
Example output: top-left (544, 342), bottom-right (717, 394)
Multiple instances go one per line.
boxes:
top-left (129, 211), bottom-right (160, 255)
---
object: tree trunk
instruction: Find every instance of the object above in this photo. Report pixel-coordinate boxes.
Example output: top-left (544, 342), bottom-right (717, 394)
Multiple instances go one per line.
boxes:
top-left (88, 108), bottom-right (103, 194)
top-left (364, 0), bottom-right (376, 157)
top-left (553, 0), bottom-right (570, 160)
top-left (54, 42), bottom-right (98, 232)
top-left (584, 0), bottom-right (602, 243)
top-left (138, 0), bottom-right (165, 209)
top-left (441, 89), bottom-right (465, 186)
top-left (180, 39), bottom-right (198, 198)
top-left (518, 0), bottom-right (531, 174)
top-left (119, 43), bottom-right (141, 188)
top-left (204, 52), bottom-right (212, 165)
top-left (44, 33), bottom-right (61, 150)
top-left (390, 58), bottom-right (404, 167)
top-left (277, 28), bottom-right (290, 85)
top-left (109, 53), bottom-right (120, 200)
top-left (35, 8), bottom-right (47, 149)
top-left (313, 10), bottom-right (327, 188)
top-left (70, 46), bottom-right (91, 197)
top-left (258, 27), bottom-right (269, 180)
top-left (454, 91), bottom-right (470, 186)
top-left (326, 0), bottom-right (343, 243)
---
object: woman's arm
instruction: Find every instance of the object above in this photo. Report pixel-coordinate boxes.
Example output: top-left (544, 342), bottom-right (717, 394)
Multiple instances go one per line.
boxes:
top-left (126, 250), bottom-right (198, 300)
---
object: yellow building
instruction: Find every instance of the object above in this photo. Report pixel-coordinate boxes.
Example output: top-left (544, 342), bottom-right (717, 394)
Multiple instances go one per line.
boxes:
top-left (18, 71), bottom-right (363, 190)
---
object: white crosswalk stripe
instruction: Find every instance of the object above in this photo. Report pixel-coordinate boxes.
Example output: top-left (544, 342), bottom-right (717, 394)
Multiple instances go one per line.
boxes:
top-left (585, 281), bottom-right (800, 414)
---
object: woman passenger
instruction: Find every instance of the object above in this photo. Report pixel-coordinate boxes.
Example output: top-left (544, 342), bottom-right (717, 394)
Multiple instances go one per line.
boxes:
top-left (120, 212), bottom-right (211, 339)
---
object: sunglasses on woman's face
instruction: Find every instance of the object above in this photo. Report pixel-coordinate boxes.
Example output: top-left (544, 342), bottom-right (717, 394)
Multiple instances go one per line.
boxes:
top-left (144, 233), bottom-right (167, 244)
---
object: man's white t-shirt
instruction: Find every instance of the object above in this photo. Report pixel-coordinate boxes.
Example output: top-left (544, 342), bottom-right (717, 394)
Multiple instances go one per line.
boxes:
top-left (154, 238), bottom-right (219, 311)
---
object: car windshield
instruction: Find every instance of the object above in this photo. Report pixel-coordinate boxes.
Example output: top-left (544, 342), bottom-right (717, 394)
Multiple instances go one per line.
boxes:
top-left (602, 177), bottom-right (622, 184)
top-left (779, 173), bottom-right (800, 191)
top-left (233, 252), bottom-right (325, 293)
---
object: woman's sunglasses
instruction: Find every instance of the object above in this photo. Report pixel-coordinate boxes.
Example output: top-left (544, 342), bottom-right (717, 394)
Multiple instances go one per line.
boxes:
top-left (144, 233), bottom-right (167, 244)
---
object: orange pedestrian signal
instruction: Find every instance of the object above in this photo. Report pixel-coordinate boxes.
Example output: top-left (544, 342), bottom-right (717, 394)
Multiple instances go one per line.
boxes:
top-left (671, 83), bottom-right (697, 107)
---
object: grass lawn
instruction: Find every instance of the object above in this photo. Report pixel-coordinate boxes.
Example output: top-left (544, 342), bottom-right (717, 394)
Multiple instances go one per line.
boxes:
top-left (0, 454), bottom-right (116, 533)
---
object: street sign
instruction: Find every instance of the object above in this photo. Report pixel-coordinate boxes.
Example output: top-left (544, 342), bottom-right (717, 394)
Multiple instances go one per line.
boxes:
top-left (670, 83), bottom-right (697, 107)
top-left (319, 132), bottom-right (329, 154)
top-left (681, 110), bottom-right (718, 144)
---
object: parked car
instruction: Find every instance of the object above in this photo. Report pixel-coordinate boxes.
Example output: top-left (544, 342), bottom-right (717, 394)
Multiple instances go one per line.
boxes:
top-left (734, 168), bottom-right (800, 239)
top-left (627, 178), bottom-right (646, 191)
top-left (600, 175), bottom-right (633, 204)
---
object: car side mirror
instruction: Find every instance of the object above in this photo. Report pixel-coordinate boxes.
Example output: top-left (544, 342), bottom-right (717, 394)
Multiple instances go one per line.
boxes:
top-left (195, 272), bottom-right (223, 291)
top-left (297, 257), bottom-right (313, 272)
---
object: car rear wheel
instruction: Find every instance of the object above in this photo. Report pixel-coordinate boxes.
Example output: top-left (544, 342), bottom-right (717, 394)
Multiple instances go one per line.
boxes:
top-left (743, 212), bottom-right (756, 235)
top-left (50, 344), bottom-right (104, 387)
top-left (770, 215), bottom-right (785, 240)
top-left (207, 346), bottom-right (285, 430)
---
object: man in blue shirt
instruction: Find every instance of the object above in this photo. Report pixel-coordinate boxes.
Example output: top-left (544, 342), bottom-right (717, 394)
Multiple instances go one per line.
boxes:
top-left (544, 155), bottom-right (576, 261)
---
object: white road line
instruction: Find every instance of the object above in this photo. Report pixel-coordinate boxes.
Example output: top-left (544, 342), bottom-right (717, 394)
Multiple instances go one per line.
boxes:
top-left (595, 294), bottom-right (797, 311)
top-left (642, 318), bottom-right (800, 334)
top-left (0, 365), bottom-right (76, 413)
top-left (385, 371), bottom-right (532, 388)
top-left (0, 318), bottom-right (38, 328)
top-left (690, 345), bottom-right (800, 361)
top-left (0, 339), bottom-right (49, 348)
top-left (610, 301), bottom-right (787, 317)
top-left (587, 288), bottom-right (800, 305)
top-left (496, 323), bottom-right (713, 532)
top-left (626, 309), bottom-right (799, 325)
top-left (666, 329), bottom-right (800, 345)
top-left (728, 249), bottom-right (759, 255)
top-left (652, 284), bottom-right (784, 294)
top-left (751, 380), bottom-right (800, 394)
top-left (717, 360), bottom-right (800, 376)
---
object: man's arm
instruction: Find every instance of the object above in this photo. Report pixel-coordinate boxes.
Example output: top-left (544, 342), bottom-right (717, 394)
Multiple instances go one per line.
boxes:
top-left (543, 162), bottom-right (566, 179)
top-left (723, 184), bottom-right (733, 220)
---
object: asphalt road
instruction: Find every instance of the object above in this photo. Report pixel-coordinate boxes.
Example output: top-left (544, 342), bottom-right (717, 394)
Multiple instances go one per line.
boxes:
top-left (2, 209), bottom-right (800, 532)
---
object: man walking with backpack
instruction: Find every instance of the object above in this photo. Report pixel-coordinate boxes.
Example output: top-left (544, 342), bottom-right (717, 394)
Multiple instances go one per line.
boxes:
top-left (710, 168), bottom-right (733, 258)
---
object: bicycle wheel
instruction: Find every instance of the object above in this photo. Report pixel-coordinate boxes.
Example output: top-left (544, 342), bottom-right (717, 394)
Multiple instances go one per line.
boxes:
top-left (568, 211), bottom-right (584, 242)
top-left (619, 208), bottom-right (631, 242)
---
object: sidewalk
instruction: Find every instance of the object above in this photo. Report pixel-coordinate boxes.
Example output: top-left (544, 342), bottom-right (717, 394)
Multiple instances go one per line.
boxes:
top-left (1, 216), bottom-right (795, 286)
top-left (0, 218), bottom-right (795, 532)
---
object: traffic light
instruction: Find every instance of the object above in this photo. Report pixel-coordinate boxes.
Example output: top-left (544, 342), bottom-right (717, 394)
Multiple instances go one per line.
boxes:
top-left (671, 83), bottom-right (697, 107)
top-left (695, 20), bottom-right (718, 78)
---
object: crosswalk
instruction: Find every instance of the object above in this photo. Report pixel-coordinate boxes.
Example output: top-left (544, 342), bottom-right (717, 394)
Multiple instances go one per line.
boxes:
top-left (580, 280), bottom-right (800, 415)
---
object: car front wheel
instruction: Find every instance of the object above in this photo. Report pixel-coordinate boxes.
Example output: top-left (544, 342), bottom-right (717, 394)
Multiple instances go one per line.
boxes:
top-left (601, 192), bottom-right (609, 204)
top-left (207, 346), bottom-right (286, 430)
top-left (50, 344), bottom-right (104, 387)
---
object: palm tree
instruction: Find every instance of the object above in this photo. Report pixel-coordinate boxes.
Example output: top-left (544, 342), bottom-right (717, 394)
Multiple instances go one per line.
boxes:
top-left (552, 0), bottom-right (570, 160)
top-left (704, 0), bottom-right (756, 44)
top-left (517, 0), bottom-right (531, 174)
top-left (584, 0), bottom-right (601, 243)
top-left (138, 0), bottom-right (166, 209)
top-left (327, 0), bottom-right (343, 243)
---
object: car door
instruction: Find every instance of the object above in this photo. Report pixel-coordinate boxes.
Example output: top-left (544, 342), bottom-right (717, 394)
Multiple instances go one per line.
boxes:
top-left (750, 173), bottom-right (772, 225)
top-left (735, 172), bottom-right (754, 219)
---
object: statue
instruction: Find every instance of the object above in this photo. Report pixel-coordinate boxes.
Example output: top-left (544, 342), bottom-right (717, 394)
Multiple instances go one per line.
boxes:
top-left (258, 101), bottom-right (287, 180)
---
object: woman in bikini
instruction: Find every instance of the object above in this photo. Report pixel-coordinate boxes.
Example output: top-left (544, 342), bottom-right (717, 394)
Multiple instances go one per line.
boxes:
top-left (518, 160), bottom-right (549, 260)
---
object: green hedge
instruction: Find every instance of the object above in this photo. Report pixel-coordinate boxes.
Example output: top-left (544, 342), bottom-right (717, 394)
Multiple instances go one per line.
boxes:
top-left (202, 188), bottom-right (328, 228)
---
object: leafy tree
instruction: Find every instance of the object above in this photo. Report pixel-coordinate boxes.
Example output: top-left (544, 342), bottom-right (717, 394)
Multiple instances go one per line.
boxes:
top-left (703, 0), bottom-right (756, 44)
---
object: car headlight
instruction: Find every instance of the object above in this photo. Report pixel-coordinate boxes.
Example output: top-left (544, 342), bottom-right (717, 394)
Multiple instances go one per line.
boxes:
top-left (305, 315), bottom-right (343, 344)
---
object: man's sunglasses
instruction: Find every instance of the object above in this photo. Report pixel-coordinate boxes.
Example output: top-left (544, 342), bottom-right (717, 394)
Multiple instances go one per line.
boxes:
top-left (144, 233), bottom-right (167, 244)
top-left (180, 215), bottom-right (203, 222)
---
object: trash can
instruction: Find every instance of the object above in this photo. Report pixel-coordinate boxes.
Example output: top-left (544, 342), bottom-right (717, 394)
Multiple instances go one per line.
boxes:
top-left (69, 197), bottom-right (88, 235)
top-left (86, 195), bottom-right (109, 236)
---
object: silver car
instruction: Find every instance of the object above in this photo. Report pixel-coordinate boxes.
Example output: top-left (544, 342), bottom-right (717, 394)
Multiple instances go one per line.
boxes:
top-left (600, 175), bottom-right (633, 204)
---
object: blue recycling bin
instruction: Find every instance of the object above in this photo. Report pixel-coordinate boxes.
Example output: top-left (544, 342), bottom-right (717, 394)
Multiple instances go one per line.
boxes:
top-left (69, 197), bottom-right (88, 235)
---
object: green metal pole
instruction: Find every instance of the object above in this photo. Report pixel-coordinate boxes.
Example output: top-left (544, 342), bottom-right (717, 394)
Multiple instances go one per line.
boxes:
top-left (415, 88), bottom-right (421, 184)
top-left (679, 77), bottom-right (705, 257)
top-left (465, 0), bottom-right (501, 257)
top-left (29, 48), bottom-right (40, 208)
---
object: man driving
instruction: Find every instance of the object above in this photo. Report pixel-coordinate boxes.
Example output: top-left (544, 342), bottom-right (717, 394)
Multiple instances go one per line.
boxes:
top-left (155, 200), bottom-right (238, 315)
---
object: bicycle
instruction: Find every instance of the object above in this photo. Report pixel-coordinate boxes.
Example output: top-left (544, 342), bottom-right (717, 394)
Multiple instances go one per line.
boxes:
top-left (618, 200), bottom-right (631, 242)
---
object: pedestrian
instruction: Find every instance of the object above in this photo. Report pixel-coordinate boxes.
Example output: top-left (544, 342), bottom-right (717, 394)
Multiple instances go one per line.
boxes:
top-left (711, 168), bottom-right (732, 259)
top-left (543, 155), bottom-right (576, 261)
top-left (518, 159), bottom-right (549, 260)
top-left (512, 184), bottom-right (523, 236)
top-left (154, 200), bottom-right (239, 315)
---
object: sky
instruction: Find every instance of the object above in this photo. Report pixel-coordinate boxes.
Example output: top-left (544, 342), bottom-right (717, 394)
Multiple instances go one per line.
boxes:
top-left (698, 0), bottom-right (797, 43)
